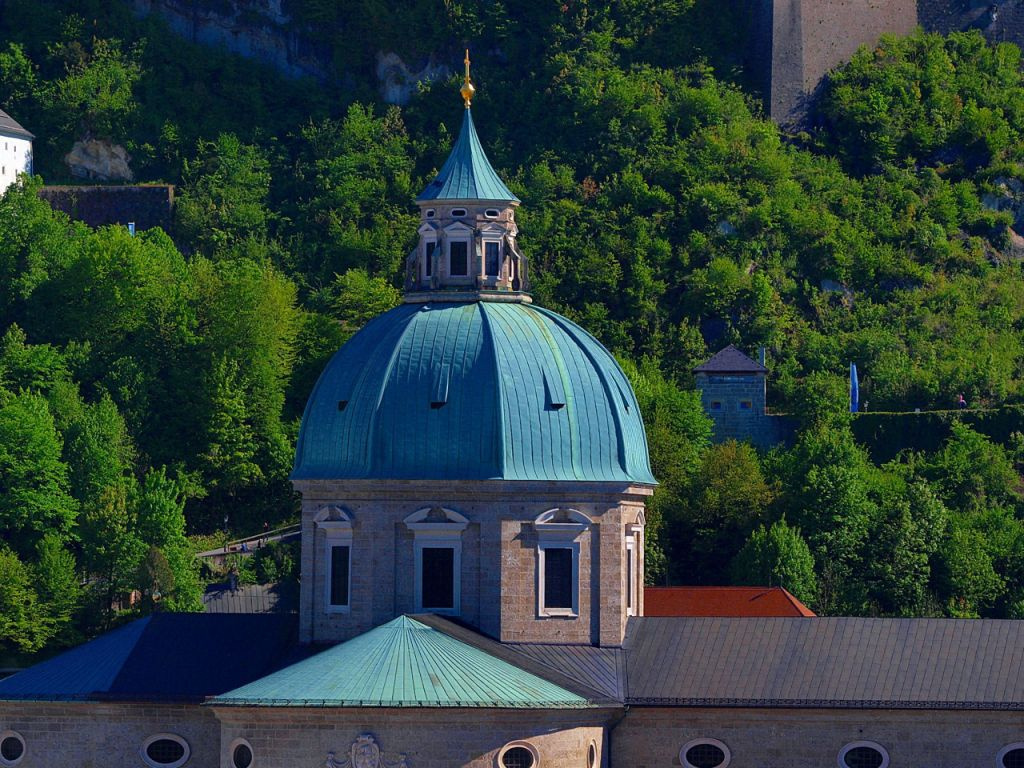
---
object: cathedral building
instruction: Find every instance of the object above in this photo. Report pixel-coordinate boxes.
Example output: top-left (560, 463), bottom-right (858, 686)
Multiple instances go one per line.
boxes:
top-left (3, 58), bottom-right (1024, 768)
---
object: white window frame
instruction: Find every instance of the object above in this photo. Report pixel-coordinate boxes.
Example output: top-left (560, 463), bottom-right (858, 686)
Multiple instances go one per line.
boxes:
top-left (626, 527), bottom-right (639, 617)
top-left (837, 741), bottom-right (889, 768)
top-left (140, 733), bottom-right (190, 768)
top-left (315, 505), bottom-right (353, 614)
top-left (535, 508), bottom-right (591, 618)
top-left (405, 507), bottom-right (468, 615)
top-left (0, 731), bottom-right (26, 767)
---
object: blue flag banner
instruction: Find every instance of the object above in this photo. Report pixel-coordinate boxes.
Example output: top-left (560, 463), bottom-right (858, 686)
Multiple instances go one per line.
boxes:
top-left (850, 362), bottom-right (859, 413)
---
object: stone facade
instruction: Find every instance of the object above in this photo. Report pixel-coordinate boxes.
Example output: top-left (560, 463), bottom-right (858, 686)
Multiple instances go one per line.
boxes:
top-left (761, 0), bottom-right (917, 124)
top-left (750, 0), bottom-right (1024, 125)
top-left (38, 184), bottom-right (175, 232)
top-left (695, 371), bottom-right (787, 449)
top-left (610, 706), bottom-right (1024, 768)
top-left (213, 707), bottom-right (612, 768)
top-left (0, 701), bottom-right (220, 768)
top-left (294, 479), bottom-right (650, 647)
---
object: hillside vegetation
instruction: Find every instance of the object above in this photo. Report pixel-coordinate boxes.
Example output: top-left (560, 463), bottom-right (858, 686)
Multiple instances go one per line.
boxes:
top-left (1, 0), bottom-right (1024, 657)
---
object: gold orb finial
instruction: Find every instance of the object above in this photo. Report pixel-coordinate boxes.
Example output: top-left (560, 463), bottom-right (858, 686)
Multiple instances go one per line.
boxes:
top-left (460, 48), bottom-right (475, 108)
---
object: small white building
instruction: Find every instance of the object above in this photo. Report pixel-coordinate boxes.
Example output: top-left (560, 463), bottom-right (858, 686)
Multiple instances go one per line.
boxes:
top-left (0, 108), bottom-right (33, 197)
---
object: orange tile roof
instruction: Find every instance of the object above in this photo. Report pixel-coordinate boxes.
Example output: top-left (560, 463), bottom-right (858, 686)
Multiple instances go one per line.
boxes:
top-left (644, 586), bottom-right (815, 617)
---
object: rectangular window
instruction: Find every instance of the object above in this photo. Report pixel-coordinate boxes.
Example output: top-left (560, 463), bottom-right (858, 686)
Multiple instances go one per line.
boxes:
top-left (485, 241), bottom-right (500, 276)
top-left (421, 546), bottom-right (455, 610)
top-left (739, 400), bottom-right (753, 410)
top-left (424, 242), bottom-right (434, 277)
top-left (329, 544), bottom-right (350, 607)
top-left (449, 241), bottom-right (468, 276)
top-left (543, 547), bottom-right (573, 610)
top-left (710, 401), bottom-right (723, 411)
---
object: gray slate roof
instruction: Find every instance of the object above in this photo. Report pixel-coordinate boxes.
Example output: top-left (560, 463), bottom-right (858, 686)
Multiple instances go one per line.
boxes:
top-left (623, 617), bottom-right (1024, 709)
top-left (0, 613), bottom-right (298, 702)
top-left (504, 642), bottom-right (625, 700)
top-left (0, 108), bottom-right (33, 139)
top-left (203, 581), bottom-right (298, 614)
top-left (693, 344), bottom-right (767, 374)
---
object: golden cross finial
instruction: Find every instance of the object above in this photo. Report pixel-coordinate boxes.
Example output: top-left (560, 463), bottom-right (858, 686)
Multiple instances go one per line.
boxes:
top-left (460, 48), bottom-right (475, 108)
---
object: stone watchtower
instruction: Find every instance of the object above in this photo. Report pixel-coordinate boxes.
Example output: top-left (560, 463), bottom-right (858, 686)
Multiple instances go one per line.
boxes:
top-left (291, 55), bottom-right (656, 649)
top-left (694, 345), bottom-right (776, 447)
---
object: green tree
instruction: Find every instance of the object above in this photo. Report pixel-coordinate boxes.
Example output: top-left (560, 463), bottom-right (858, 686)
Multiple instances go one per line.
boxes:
top-left (684, 440), bottom-right (775, 584)
top-left (78, 481), bottom-right (145, 623)
top-left (0, 391), bottom-right (77, 557)
top-left (47, 36), bottom-right (142, 139)
top-left (33, 532), bottom-right (81, 646)
top-left (0, 547), bottom-right (51, 654)
top-left (620, 357), bottom-right (711, 582)
top-left (731, 519), bottom-right (818, 607)
top-left (176, 133), bottom-right (273, 256)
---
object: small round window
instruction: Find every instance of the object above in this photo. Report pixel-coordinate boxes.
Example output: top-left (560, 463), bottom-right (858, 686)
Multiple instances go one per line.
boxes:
top-left (141, 734), bottom-right (190, 768)
top-left (451, 208), bottom-right (467, 217)
top-left (838, 741), bottom-right (888, 768)
top-left (426, 209), bottom-right (435, 218)
top-left (485, 208), bottom-right (500, 218)
top-left (680, 739), bottom-right (730, 768)
top-left (999, 744), bottom-right (1024, 768)
top-left (587, 741), bottom-right (597, 768)
top-left (0, 731), bottom-right (25, 766)
top-left (499, 742), bottom-right (538, 768)
top-left (231, 739), bottom-right (254, 768)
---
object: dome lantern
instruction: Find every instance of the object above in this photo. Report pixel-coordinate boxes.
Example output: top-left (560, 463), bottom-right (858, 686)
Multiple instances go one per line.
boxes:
top-left (406, 52), bottom-right (528, 302)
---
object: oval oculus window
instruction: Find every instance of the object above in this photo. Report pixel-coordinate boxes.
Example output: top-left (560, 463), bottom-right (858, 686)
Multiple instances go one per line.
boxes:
top-left (1002, 746), bottom-right (1024, 768)
top-left (0, 732), bottom-right (25, 765)
top-left (501, 745), bottom-right (535, 768)
top-left (141, 734), bottom-right (190, 768)
top-left (840, 743), bottom-right (887, 768)
top-left (232, 742), bottom-right (253, 768)
top-left (685, 742), bottom-right (727, 768)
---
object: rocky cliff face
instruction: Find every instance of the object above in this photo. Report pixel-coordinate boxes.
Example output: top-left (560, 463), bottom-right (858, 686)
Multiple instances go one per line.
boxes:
top-left (65, 139), bottom-right (134, 182)
top-left (132, 0), bottom-right (451, 104)
top-left (132, 0), bottom-right (331, 81)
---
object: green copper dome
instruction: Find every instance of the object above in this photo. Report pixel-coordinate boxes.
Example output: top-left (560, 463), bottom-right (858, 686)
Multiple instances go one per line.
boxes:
top-left (293, 301), bottom-right (655, 484)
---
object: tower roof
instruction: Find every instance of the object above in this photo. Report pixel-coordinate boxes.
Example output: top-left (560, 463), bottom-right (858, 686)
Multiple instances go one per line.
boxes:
top-left (0, 107), bottom-right (33, 140)
top-left (416, 108), bottom-right (520, 203)
top-left (293, 300), bottom-right (655, 484)
top-left (693, 344), bottom-right (767, 374)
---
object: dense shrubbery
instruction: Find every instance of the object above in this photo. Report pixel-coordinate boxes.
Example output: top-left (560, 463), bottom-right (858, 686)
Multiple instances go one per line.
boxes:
top-left (3, 0), bottom-right (1024, 657)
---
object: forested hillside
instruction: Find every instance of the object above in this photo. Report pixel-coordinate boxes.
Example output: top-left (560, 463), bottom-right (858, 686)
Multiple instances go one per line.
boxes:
top-left (2, 0), bottom-right (1024, 659)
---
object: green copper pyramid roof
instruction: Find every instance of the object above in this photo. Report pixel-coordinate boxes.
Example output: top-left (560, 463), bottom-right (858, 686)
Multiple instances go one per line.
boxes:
top-left (417, 108), bottom-right (520, 203)
top-left (211, 616), bottom-right (591, 708)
